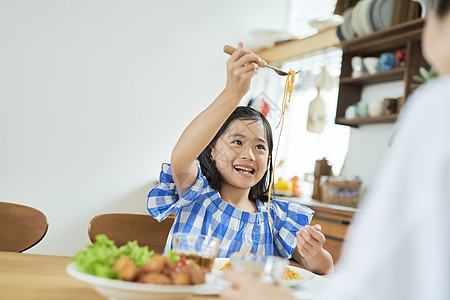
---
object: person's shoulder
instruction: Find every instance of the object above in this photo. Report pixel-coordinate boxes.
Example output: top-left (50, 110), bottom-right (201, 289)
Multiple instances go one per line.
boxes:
top-left (396, 76), bottom-right (450, 134)
top-left (407, 76), bottom-right (450, 112)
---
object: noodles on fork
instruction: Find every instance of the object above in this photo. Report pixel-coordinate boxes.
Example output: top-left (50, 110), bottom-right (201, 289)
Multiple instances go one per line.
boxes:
top-left (267, 70), bottom-right (296, 223)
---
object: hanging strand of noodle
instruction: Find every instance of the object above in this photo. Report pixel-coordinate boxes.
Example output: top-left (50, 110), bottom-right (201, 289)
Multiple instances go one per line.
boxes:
top-left (267, 69), bottom-right (296, 223)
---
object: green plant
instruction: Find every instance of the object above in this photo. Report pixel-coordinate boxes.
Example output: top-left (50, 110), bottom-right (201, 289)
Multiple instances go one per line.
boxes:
top-left (413, 66), bottom-right (439, 83)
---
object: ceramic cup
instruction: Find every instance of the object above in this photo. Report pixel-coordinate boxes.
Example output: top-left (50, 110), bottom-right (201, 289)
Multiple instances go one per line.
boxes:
top-left (380, 53), bottom-right (396, 71)
top-left (351, 56), bottom-right (363, 78)
top-left (355, 101), bottom-right (368, 117)
top-left (345, 105), bottom-right (356, 119)
top-left (395, 49), bottom-right (407, 68)
top-left (368, 100), bottom-right (383, 117)
top-left (363, 57), bottom-right (380, 75)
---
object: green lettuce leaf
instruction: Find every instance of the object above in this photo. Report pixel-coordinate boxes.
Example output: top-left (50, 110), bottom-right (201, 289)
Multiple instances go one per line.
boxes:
top-left (72, 234), bottom-right (154, 278)
top-left (118, 240), bottom-right (154, 267)
top-left (166, 249), bottom-right (180, 265)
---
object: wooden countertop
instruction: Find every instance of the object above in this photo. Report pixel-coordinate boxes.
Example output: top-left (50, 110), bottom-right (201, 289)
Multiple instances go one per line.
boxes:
top-left (275, 195), bottom-right (358, 218)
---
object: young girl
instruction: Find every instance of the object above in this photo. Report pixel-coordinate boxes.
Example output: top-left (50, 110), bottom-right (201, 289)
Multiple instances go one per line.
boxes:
top-left (147, 43), bottom-right (333, 274)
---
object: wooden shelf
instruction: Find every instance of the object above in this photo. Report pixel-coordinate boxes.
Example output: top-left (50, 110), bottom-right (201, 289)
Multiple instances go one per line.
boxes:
top-left (335, 18), bottom-right (428, 126)
top-left (336, 114), bottom-right (399, 127)
top-left (340, 19), bottom-right (424, 55)
top-left (340, 67), bottom-right (405, 85)
top-left (253, 26), bottom-right (340, 63)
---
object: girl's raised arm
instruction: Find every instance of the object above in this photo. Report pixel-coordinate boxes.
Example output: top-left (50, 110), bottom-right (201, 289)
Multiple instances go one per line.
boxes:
top-left (171, 42), bottom-right (260, 196)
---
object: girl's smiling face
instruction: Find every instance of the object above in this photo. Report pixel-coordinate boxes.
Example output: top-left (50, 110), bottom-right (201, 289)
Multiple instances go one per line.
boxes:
top-left (211, 119), bottom-right (271, 190)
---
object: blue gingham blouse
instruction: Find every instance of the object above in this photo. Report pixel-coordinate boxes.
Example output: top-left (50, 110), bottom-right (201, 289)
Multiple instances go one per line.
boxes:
top-left (147, 162), bottom-right (314, 258)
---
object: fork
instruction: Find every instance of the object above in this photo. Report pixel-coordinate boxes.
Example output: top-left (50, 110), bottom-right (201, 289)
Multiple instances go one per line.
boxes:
top-left (223, 45), bottom-right (299, 76)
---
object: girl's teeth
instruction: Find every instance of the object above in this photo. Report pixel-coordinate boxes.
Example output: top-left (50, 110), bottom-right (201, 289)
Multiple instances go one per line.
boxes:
top-left (235, 166), bottom-right (254, 174)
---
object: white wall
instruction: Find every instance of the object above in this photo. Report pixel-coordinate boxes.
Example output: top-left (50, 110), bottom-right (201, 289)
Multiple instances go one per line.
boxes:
top-left (0, 0), bottom-right (289, 256)
top-left (341, 81), bottom-right (404, 196)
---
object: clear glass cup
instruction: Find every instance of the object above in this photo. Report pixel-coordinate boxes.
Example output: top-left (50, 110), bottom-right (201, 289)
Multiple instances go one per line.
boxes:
top-left (230, 254), bottom-right (288, 284)
top-left (172, 233), bottom-right (220, 273)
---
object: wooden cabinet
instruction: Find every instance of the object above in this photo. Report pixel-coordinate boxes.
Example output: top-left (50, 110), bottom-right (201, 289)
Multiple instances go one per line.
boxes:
top-left (283, 196), bottom-right (356, 265)
top-left (308, 204), bottom-right (354, 264)
top-left (335, 18), bottom-right (429, 127)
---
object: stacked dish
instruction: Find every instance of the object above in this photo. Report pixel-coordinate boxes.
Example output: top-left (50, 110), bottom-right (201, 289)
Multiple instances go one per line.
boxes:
top-left (371, 0), bottom-right (395, 31)
top-left (338, 0), bottom-right (395, 40)
top-left (340, 7), bottom-right (355, 40)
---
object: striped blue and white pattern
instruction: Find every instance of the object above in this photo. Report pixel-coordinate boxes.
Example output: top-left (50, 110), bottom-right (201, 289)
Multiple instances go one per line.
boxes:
top-left (147, 162), bottom-right (314, 258)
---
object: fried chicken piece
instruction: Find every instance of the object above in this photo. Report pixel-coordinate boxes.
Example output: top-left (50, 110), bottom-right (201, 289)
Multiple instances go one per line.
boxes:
top-left (174, 263), bottom-right (207, 285)
top-left (112, 256), bottom-right (138, 281)
top-left (188, 266), bottom-right (206, 285)
top-left (138, 272), bottom-right (172, 285)
top-left (171, 272), bottom-right (190, 285)
top-left (141, 255), bottom-right (170, 274)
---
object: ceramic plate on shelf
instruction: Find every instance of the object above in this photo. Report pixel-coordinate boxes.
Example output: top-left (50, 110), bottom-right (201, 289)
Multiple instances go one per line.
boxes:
top-left (351, 0), bottom-right (364, 36)
top-left (336, 25), bottom-right (345, 41)
top-left (342, 7), bottom-right (355, 40)
top-left (67, 263), bottom-right (214, 300)
top-left (355, 0), bottom-right (369, 36)
top-left (369, 0), bottom-right (380, 31)
top-left (373, 0), bottom-right (394, 30)
top-left (361, 0), bottom-right (376, 35)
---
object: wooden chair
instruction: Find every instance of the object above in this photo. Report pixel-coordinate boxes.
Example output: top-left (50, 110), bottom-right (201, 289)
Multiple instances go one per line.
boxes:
top-left (88, 213), bottom-right (175, 253)
top-left (0, 202), bottom-right (49, 252)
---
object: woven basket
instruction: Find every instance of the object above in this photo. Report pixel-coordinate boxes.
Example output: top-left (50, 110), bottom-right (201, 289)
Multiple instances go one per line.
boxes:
top-left (320, 179), bottom-right (362, 207)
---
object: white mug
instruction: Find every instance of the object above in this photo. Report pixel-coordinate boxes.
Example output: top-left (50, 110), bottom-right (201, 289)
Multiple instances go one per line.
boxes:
top-left (368, 101), bottom-right (383, 117)
top-left (363, 57), bottom-right (380, 75)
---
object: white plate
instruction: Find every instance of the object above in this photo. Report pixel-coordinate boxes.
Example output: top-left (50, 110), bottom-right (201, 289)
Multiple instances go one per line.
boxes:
top-left (211, 258), bottom-right (315, 287)
top-left (352, 0), bottom-right (367, 36)
top-left (373, 0), bottom-right (394, 30)
top-left (67, 263), bottom-right (212, 300)
top-left (361, 0), bottom-right (375, 35)
top-left (358, 0), bottom-right (370, 35)
top-left (368, 0), bottom-right (379, 31)
top-left (281, 266), bottom-right (315, 287)
top-left (342, 7), bottom-right (355, 40)
top-left (212, 257), bottom-right (230, 277)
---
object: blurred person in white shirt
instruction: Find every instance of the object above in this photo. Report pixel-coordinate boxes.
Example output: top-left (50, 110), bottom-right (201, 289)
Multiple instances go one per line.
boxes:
top-left (221, 0), bottom-right (450, 299)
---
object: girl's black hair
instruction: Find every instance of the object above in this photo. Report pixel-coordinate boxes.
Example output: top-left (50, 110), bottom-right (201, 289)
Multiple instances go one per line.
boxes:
top-left (434, 0), bottom-right (450, 18)
top-left (197, 106), bottom-right (273, 202)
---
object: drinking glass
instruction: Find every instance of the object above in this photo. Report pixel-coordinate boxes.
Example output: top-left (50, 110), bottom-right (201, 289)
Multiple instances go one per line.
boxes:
top-left (230, 254), bottom-right (288, 284)
top-left (172, 233), bottom-right (220, 273)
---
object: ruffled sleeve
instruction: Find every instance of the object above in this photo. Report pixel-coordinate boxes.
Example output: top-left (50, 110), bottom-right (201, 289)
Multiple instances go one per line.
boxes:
top-left (269, 200), bottom-right (314, 258)
top-left (147, 161), bottom-right (211, 222)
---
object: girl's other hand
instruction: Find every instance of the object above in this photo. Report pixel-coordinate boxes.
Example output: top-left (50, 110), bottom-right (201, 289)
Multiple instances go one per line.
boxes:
top-left (221, 270), bottom-right (295, 300)
top-left (296, 224), bottom-right (326, 259)
top-left (224, 42), bottom-right (261, 99)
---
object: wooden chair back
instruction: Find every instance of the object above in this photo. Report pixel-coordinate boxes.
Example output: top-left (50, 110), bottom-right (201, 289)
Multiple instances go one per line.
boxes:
top-left (0, 202), bottom-right (49, 252)
top-left (88, 213), bottom-right (175, 253)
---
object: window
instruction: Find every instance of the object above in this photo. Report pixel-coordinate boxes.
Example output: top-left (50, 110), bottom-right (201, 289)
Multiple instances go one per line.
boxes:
top-left (247, 0), bottom-right (350, 196)
top-left (289, 0), bottom-right (338, 39)
top-left (276, 50), bottom-right (350, 188)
